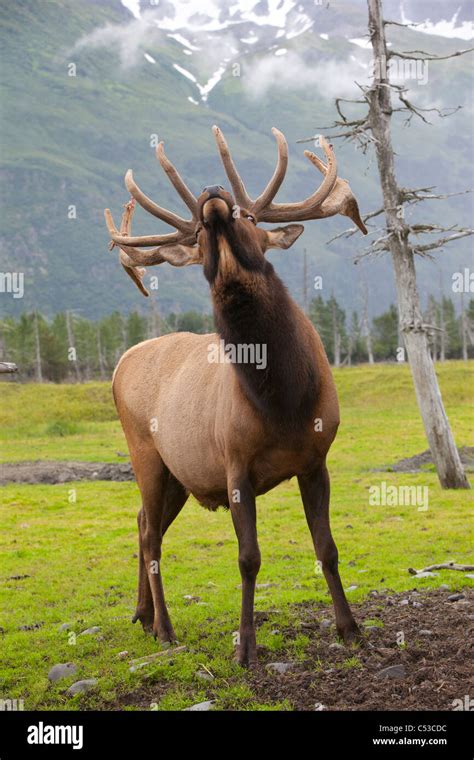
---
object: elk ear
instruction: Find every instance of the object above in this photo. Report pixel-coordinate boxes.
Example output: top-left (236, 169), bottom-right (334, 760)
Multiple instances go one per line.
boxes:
top-left (265, 224), bottom-right (304, 250)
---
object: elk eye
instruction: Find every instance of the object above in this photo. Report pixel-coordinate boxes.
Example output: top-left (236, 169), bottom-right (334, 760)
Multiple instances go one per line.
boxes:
top-left (246, 214), bottom-right (256, 224)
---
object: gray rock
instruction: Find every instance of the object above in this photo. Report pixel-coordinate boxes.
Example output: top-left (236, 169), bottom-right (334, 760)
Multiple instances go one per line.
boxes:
top-left (399, 599), bottom-right (409, 606)
top-left (329, 642), bottom-right (344, 650)
top-left (447, 593), bottom-right (465, 602)
top-left (376, 664), bottom-right (406, 680)
top-left (419, 630), bottom-right (433, 636)
top-left (48, 663), bottom-right (77, 682)
top-left (183, 595), bottom-right (200, 604)
top-left (314, 702), bottom-right (326, 711)
top-left (79, 626), bottom-right (101, 635)
top-left (184, 700), bottom-right (214, 711)
top-left (414, 571), bottom-right (438, 579)
top-left (117, 650), bottom-right (128, 659)
top-left (67, 679), bottom-right (98, 696)
top-left (346, 585), bottom-right (358, 592)
top-left (320, 619), bottom-right (332, 630)
top-left (59, 623), bottom-right (72, 631)
top-left (440, 584), bottom-right (450, 590)
top-left (266, 662), bottom-right (295, 674)
top-left (464, 574), bottom-right (474, 579)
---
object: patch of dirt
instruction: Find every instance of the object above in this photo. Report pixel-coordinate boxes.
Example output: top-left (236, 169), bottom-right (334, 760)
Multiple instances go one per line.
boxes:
top-left (0, 460), bottom-right (134, 485)
top-left (114, 588), bottom-right (473, 711)
top-left (377, 446), bottom-right (474, 474)
top-left (3, 447), bottom-right (472, 486)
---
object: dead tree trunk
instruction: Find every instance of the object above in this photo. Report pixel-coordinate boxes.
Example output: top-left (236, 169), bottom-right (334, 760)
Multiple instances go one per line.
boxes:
top-left (33, 311), bottom-right (43, 383)
top-left (367, 0), bottom-right (469, 488)
top-left (96, 324), bottom-right (106, 381)
top-left (331, 298), bottom-right (341, 368)
top-left (460, 292), bottom-right (468, 361)
top-left (361, 279), bottom-right (375, 364)
top-left (66, 310), bottom-right (81, 382)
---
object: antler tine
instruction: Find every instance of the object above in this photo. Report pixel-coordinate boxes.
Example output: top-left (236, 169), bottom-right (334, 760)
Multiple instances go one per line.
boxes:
top-left (305, 152), bottom-right (368, 234)
top-left (104, 208), bottom-right (184, 247)
top-left (119, 249), bottom-right (149, 297)
top-left (156, 142), bottom-right (198, 217)
top-left (125, 170), bottom-right (195, 234)
top-left (251, 128), bottom-right (288, 215)
top-left (212, 125), bottom-right (253, 209)
top-left (257, 137), bottom-right (338, 223)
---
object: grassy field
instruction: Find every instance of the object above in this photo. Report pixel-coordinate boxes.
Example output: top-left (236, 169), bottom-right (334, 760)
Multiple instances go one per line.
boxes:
top-left (0, 362), bottom-right (473, 710)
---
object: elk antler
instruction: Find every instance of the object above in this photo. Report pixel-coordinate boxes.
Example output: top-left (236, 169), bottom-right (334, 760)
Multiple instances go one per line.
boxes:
top-left (212, 126), bottom-right (367, 232)
top-left (104, 142), bottom-right (204, 294)
top-left (105, 200), bottom-right (201, 296)
top-left (107, 140), bottom-right (198, 253)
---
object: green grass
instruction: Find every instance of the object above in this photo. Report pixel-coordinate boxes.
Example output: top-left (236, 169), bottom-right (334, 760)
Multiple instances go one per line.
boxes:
top-left (0, 362), bottom-right (473, 710)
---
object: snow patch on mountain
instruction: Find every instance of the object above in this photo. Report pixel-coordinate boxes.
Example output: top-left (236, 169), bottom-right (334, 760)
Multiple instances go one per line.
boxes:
top-left (400, 4), bottom-right (473, 40)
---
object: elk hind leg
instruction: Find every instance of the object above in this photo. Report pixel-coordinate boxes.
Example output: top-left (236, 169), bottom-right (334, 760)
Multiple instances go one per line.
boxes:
top-left (133, 473), bottom-right (188, 634)
top-left (298, 464), bottom-right (361, 644)
top-left (133, 449), bottom-right (181, 642)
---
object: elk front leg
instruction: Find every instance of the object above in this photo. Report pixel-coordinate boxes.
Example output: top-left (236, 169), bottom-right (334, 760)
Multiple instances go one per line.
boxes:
top-left (228, 474), bottom-right (261, 667)
top-left (298, 464), bottom-right (361, 644)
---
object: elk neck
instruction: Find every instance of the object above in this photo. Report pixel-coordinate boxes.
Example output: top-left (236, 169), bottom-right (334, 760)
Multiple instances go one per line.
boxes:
top-left (205, 221), bottom-right (319, 432)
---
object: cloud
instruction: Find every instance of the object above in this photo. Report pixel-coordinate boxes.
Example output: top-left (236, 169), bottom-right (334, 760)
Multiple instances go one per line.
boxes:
top-left (243, 51), bottom-right (370, 100)
top-left (73, 10), bottom-right (164, 68)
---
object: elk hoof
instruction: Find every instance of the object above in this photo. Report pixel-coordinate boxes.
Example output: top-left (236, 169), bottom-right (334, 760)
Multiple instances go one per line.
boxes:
top-left (132, 608), bottom-right (154, 633)
top-left (152, 622), bottom-right (177, 644)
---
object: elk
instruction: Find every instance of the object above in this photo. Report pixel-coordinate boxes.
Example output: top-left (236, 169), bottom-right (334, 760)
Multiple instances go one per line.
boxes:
top-left (105, 126), bottom-right (367, 666)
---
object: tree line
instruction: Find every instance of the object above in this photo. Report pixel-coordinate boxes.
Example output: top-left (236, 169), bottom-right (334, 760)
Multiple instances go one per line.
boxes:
top-left (0, 294), bottom-right (472, 382)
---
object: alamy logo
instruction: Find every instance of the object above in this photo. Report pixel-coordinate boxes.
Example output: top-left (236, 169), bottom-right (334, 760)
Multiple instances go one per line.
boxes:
top-left (0, 272), bottom-right (24, 298)
top-left (27, 722), bottom-right (83, 750)
top-left (452, 695), bottom-right (473, 711)
top-left (0, 698), bottom-right (24, 710)
top-left (369, 482), bottom-right (429, 511)
top-left (207, 339), bottom-right (267, 370)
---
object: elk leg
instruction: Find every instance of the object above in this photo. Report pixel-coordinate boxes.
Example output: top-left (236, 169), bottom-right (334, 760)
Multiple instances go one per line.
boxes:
top-left (133, 450), bottom-right (177, 643)
top-left (133, 476), bottom-right (187, 632)
top-left (298, 464), bottom-right (361, 644)
top-left (161, 475), bottom-right (188, 535)
top-left (132, 507), bottom-right (154, 632)
top-left (228, 474), bottom-right (261, 667)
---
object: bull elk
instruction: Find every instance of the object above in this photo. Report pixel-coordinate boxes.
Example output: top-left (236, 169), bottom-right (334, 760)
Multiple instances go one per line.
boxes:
top-left (105, 127), bottom-right (367, 665)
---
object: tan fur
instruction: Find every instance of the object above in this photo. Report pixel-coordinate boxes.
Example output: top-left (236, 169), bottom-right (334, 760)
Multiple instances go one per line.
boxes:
top-left (113, 321), bottom-right (339, 510)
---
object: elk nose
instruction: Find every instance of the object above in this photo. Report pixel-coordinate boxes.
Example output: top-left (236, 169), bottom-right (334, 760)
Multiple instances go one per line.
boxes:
top-left (203, 185), bottom-right (224, 198)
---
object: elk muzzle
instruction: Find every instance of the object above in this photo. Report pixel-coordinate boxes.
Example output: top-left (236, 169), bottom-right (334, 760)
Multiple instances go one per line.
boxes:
top-left (200, 186), bottom-right (233, 226)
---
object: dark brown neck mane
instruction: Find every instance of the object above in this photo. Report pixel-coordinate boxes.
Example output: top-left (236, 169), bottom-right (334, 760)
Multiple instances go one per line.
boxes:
top-left (206, 223), bottom-right (319, 431)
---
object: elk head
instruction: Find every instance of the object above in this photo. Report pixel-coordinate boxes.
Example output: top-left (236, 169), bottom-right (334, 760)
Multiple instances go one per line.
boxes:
top-left (105, 127), bottom-right (367, 296)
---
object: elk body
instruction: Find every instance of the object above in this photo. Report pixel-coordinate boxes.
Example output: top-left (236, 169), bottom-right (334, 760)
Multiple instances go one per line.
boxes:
top-left (105, 127), bottom-right (367, 665)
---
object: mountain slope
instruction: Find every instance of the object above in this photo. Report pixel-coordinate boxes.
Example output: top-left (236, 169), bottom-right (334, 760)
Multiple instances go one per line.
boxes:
top-left (0, 0), bottom-right (472, 320)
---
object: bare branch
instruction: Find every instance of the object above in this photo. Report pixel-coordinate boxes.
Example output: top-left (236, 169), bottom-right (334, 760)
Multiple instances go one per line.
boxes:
top-left (389, 84), bottom-right (462, 125)
top-left (400, 187), bottom-right (473, 204)
top-left (326, 207), bottom-right (385, 243)
top-left (408, 223), bottom-right (458, 235)
top-left (412, 229), bottom-right (474, 254)
top-left (389, 47), bottom-right (474, 61)
top-left (409, 562), bottom-right (474, 575)
top-left (383, 19), bottom-right (421, 28)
